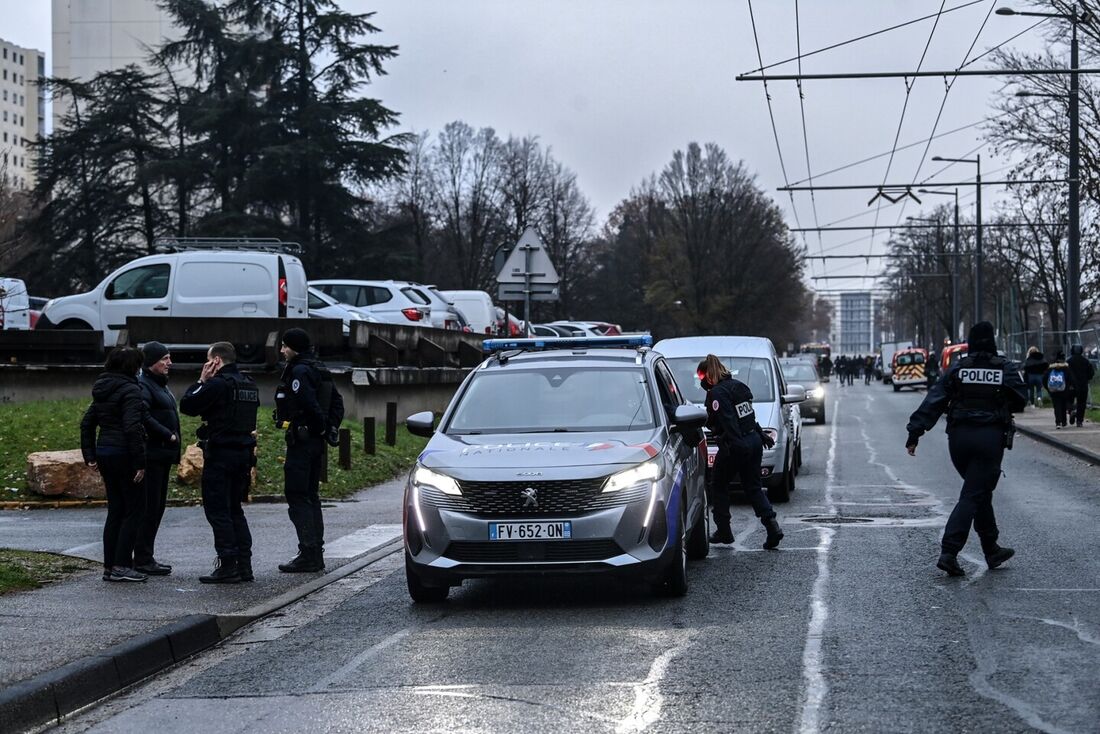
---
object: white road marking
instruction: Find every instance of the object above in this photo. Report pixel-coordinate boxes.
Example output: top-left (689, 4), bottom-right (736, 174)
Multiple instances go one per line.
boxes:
top-left (797, 399), bottom-right (838, 734)
top-left (307, 628), bottom-right (411, 692)
top-left (615, 634), bottom-right (696, 734)
top-left (62, 541), bottom-right (101, 556)
top-left (323, 524), bottom-right (402, 559)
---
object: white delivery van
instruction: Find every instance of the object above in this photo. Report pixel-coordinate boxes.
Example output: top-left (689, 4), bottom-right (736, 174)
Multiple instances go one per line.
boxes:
top-left (38, 240), bottom-right (308, 347)
top-left (0, 277), bottom-right (31, 330)
top-left (443, 290), bottom-right (496, 335)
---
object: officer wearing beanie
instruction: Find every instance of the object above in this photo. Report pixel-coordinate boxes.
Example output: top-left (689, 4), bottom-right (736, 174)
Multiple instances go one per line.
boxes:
top-left (274, 328), bottom-right (343, 573)
top-left (905, 322), bottom-right (1027, 577)
top-left (135, 341), bottom-right (180, 576)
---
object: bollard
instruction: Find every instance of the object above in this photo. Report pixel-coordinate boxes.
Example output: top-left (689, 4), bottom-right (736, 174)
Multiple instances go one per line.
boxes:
top-left (339, 428), bottom-right (352, 469)
top-left (364, 417), bottom-right (376, 455)
top-left (385, 402), bottom-right (397, 446)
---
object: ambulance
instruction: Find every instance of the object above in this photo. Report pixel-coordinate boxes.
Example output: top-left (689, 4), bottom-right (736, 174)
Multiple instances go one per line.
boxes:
top-left (891, 347), bottom-right (929, 392)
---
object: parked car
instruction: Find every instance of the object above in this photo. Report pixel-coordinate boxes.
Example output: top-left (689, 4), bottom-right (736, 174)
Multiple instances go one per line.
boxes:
top-left (494, 306), bottom-right (523, 336)
top-left (548, 321), bottom-right (602, 337)
top-left (531, 323), bottom-right (576, 337)
top-left (780, 357), bottom-right (826, 424)
top-left (310, 279), bottom-right (431, 326)
top-left (37, 241), bottom-right (308, 347)
top-left (28, 296), bottom-right (47, 330)
top-left (424, 286), bottom-right (470, 330)
top-left (443, 290), bottom-right (497, 335)
top-left (402, 335), bottom-right (709, 602)
top-left (0, 277), bottom-right (30, 330)
top-left (654, 336), bottom-right (806, 503)
top-left (307, 286), bottom-right (377, 335)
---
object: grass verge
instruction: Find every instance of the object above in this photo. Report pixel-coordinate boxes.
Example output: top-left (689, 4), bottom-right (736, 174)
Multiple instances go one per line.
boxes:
top-left (0, 399), bottom-right (428, 503)
top-left (0, 549), bottom-right (98, 594)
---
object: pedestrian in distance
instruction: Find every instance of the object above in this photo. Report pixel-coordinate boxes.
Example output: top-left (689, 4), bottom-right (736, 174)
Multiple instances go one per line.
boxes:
top-left (180, 342), bottom-right (261, 584)
top-left (905, 321), bottom-right (1027, 577)
top-left (1043, 351), bottom-right (1077, 429)
top-left (697, 354), bottom-right (783, 550)
top-left (273, 328), bottom-right (344, 573)
top-left (80, 347), bottom-right (149, 583)
top-left (864, 355), bottom-right (875, 385)
top-left (133, 341), bottom-right (180, 577)
top-left (1023, 346), bottom-right (1048, 408)
top-left (1066, 344), bottom-right (1095, 427)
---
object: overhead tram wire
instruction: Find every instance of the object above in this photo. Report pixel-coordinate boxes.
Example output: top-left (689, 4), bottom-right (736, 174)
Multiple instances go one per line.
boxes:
top-left (794, 0), bottom-right (824, 275)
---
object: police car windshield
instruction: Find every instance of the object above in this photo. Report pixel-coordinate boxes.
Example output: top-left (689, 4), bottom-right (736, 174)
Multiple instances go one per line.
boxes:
top-left (666, 357), bottom-right (776, 404)
top-left (446, 367), bottom-right (655, 434)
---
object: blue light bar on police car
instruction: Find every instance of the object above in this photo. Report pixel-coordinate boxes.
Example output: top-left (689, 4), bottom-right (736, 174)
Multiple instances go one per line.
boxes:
top-left (483, 335), bottom-right (653, 352)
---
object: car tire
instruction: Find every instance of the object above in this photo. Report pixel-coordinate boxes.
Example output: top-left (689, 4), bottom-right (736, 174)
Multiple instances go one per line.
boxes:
top-left (656, 499), bottom-right (689, 597)
top-left (767, 453), bottom-right (793, 503)
top-left (815, 410), bottom-right (826, 425)
top-left (893, 383), bottom-right (901, 393)
top-left (686, 499), bottom-right (709, 560)
top-left (406, 554), bottom-right (449, 604)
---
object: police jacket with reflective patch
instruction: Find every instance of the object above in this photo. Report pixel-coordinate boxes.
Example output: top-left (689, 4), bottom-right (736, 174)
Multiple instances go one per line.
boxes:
top-left (704, 376), bottom-right (759, 445)
top-left (179, 364), bottom-right (259, 447)
top-left (906, 352), bottom-right (1027, 437)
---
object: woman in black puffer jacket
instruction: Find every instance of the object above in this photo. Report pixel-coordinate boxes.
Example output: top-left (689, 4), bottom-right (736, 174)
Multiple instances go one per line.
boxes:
top-left (80, 348), bottom-right (149, 582)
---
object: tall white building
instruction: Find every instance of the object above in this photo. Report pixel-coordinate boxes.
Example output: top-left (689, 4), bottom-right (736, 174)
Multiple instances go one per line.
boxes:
top-left (827, 291), bottom-right (879, 355)
top-left (0, 39), bottom-right (45, 191)
top-left (51, 0), bottom-right (179, 130)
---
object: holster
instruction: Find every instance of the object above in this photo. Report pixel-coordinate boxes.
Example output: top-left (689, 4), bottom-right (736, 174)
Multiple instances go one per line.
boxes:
top-left (1004, 418), bottom-right (1016, 450)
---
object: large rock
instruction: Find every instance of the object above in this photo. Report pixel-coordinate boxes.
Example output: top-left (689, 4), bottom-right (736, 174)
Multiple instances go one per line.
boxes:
top-left (26, 449), bottom-right (105, 499)
top-left (177, 444), bottom-right (204, 486)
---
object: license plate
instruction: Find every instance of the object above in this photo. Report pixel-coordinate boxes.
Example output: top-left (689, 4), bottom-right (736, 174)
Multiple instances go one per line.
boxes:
top-left (707, 446), bottom-right (718, 468)
top-left (489, 521), bottom-right (572, 541)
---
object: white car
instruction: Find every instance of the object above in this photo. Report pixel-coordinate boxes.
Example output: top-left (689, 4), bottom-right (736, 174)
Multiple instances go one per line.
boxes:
top-left (307, 287), bottom-right (378, 335)
top-left (0, 277), bottom-right (31, 330)
top-left (443, 290), bottom-right (496, 335)
top-left (309, 280), bottom-right (432, 327)
top-left (37, 242), bottom-right (309, 346)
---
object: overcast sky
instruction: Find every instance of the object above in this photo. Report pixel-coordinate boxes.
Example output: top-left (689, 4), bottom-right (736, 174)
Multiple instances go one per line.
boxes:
top-left (1, 0), bottom-right (1056, 286)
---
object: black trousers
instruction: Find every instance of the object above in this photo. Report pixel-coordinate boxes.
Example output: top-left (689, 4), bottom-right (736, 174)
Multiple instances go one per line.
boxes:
top-left (942, 425), bottom-right (1004, 555)
top-left (201, 444), bottom-right (253, 560)
top-left (708, 432), bottom-right (775, 524)
top-left (1071, 387), bottom-right (1089, 424)
top-left (284, 435), bottom-right (325, 554)
top-left (1051, 393), bottom-right (1071, 426)
top-left (98, 453), bottom-right (147, 569)
top-left (134, 460), bottom-right (171, 566)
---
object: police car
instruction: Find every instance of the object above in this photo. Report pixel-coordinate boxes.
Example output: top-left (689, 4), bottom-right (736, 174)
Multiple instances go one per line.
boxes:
top-left (402, 336), bottom-right (710, 602)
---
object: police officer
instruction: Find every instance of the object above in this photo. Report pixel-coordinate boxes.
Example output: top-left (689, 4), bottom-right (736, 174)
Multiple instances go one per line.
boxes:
top-left (698, 354), bottom-right (783, 550)
top-left (180, 341), bottom-right (260, 584)
top-left (274, 328), bottom-right (344, 573)
top-left (905, 322), bottom-right (1026, 577)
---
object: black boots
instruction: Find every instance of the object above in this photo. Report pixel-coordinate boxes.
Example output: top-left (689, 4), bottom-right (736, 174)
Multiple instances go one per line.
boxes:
top-left (238, 557), bottom-right (254, 582)
top-left (762, 516), bottom-right (784, 550)
top-left (134, 561), bottom-right (171, 576)
top-left (709, 522), bottom-right (734, 544)
top-left (937, 553), bottom-right (965, 577)
top-left (200, 557), bottom-right (241, 584)
top-left (985, 545), bottom-right (1015, 570)
top-left (278, 550), bottom-right (324, 573)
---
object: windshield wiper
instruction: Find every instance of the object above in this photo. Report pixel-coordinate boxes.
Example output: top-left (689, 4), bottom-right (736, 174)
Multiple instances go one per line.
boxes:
top-left (508, 428), bottom-right (575, 434)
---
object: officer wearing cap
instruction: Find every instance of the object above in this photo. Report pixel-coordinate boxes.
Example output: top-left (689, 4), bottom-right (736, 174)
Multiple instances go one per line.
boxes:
top-left (180, 341), bottom-right (260, 584)
top-left (905, 322), bottom-right (1027, 577)
top-left (274, 328), bottom-right (343, 573)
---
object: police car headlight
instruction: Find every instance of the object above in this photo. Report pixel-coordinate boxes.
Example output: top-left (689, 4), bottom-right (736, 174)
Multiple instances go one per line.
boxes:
top-left (412, 465), bottom-right (462, 496)
top-left (603, 458), bottom-right (663, 493)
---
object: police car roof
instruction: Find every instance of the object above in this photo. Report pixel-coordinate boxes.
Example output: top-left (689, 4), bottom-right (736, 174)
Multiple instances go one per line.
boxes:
top-left (480, 348), bottom-right (650, 370)
top-left (654, 336), bottom-right (778, 360)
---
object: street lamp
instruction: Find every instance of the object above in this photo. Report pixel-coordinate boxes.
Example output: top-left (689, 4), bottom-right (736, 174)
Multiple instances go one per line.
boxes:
top-left (932, 154), bottom-right (982, 321)
top-left (997, 3), bottom-right (1088, 332)
top-left (918, 188), bottom-right (962, 341)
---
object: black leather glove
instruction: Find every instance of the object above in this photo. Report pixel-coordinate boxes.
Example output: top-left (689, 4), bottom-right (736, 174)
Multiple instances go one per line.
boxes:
top-left (759, 428), bottom-right (776, 449)
top-left (905, 431), bottom-right (921, 449)
top-left (325, 426), bottom-right (340, 447)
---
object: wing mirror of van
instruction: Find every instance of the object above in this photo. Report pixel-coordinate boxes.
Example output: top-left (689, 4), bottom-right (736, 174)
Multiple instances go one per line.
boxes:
top-left (672, 404), bottom-right (708, 432)
top-left (782, 384), bottom-right (808, 404)
top-left (406, 411), bottom-right (436, 438)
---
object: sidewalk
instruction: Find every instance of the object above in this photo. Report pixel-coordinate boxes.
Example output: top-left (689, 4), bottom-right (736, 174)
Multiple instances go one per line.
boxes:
top-left (1014, 404), bottom-right (1100, 465)
top-left (0, 479), bottom-right (405, 694)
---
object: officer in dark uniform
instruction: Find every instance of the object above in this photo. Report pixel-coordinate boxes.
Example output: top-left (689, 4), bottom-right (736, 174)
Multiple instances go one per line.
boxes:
top-left (274, 328), bottom-right (344, 573)
top-left (905, 322), bottom-right (1027, 577)
top-left (698, 354), bottom-right (783, 550)
top-left (180, 341), bottom-right (260, 584)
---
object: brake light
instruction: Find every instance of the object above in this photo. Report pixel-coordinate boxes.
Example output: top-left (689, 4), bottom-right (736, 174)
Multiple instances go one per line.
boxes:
top-left (402, 308), bottom-right (423, 321)
top-left (278, 278), bottom-right (288, 306)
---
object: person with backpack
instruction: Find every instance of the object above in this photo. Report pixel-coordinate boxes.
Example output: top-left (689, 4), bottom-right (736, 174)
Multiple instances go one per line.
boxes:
top-left (1043, 351), bottom-right (1077, 429)
top-left (1067, 344), bottom-right (1095, 427)
top-left (1023, 346), bottom-right (1048, 408)
top-left (274, 328), bottom-right (344, 573)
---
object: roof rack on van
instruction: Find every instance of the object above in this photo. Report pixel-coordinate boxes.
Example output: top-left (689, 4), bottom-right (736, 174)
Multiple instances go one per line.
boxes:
top-left (154, 237), bottom-right (303, 255)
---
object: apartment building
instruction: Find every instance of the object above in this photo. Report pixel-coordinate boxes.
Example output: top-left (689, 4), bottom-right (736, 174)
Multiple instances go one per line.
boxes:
top-left (0, 39), bottom-right (45, 191)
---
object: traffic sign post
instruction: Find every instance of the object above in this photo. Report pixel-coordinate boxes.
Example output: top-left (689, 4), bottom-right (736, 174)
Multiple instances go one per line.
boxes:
top-left (495, 226), bottom-right (560, 336)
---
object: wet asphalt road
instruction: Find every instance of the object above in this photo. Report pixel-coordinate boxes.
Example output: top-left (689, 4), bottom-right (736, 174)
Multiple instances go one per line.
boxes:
top-left (56, 382), bottom-right (1100, 733)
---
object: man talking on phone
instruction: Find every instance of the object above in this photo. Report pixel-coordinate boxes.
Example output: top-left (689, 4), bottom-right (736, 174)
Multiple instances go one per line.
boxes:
top-left (180, 342), bottom-right (261, 584)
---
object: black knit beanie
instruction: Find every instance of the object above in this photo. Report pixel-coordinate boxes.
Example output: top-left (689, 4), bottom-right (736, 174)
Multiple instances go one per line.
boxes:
top-left (281, 327), bottom-right (312, 354)
top-left (142, 341), bottom-right (170, 368)
top-left (967, 321), bottom-right (997, 354)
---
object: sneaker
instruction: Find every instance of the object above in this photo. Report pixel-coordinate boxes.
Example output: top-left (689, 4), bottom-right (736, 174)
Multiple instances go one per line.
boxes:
top-left (1056, 424), bottom-right (1063, 429)
top-left (107, 567), bottom-right (148, 582)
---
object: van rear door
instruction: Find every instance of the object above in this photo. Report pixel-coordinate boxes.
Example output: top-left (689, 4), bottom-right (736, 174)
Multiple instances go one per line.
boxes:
top-left (280, 256), bottom-right (308, 319)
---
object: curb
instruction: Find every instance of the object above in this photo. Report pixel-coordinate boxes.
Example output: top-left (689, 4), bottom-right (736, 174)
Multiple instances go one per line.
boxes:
top-left (0, 537), bottom-right (403, 733)
top-left (1016, 424), bottom-right (1100, 466)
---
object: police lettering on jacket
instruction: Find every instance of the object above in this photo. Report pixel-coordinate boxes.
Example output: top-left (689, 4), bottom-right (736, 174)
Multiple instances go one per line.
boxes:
top-left (705, 376), bottom-right (758, 440)
top-left (906, 353), bottom-right (1027, 436)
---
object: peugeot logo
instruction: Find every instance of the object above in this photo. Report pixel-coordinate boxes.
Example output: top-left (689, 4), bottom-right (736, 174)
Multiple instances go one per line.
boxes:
top-left (521, 487), bottom-right (538, 509)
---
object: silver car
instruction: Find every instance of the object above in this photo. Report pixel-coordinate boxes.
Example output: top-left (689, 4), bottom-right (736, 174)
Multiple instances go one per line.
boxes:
top-left (654, 336), bottom-right (806, 503)
top-left (402, 336), bottom-right (710, 602)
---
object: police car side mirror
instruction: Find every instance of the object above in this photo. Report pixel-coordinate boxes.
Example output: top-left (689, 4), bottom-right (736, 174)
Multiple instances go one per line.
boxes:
top-left (672, 404), bottom-right (707, 432)
top-left (782, 385), bottom-right (807, 404)
top-left (406, 411), bottom-right (436, 438)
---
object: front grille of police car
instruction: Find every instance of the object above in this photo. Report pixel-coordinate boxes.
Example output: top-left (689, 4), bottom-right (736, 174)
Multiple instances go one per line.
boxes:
top-left (419, 477), bottom-right (632, 516)
top-left (445, 539), bottom-right (623, 563)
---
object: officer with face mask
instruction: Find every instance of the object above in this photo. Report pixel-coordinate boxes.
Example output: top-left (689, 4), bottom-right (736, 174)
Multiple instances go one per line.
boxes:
top-left (905, 322), bottom-right (1027, 577)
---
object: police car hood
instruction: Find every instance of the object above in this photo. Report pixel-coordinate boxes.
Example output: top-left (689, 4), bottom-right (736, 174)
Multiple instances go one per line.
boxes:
top-left (418, 430), bottom-right (662, 472)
